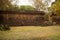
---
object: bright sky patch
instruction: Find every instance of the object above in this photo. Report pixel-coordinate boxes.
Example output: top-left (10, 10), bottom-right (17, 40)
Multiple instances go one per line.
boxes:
top-left (11, 0), bottom-right (55, 7)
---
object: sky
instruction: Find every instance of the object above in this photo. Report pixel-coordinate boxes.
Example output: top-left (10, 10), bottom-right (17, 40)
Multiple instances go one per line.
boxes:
top-left (11, 0), bottom-right (33, 6)
top-left (49, 0), bottom-right (55, 7)
top-left (11, 0), bottom-right (55, 7)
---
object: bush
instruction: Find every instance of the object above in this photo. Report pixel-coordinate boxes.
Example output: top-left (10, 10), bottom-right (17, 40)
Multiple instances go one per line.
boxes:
top-left (0, 24), bottom-right (10, 31)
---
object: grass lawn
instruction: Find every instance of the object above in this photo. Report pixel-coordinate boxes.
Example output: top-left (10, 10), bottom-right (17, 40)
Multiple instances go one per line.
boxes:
top-left (0, 26), bottom-right (60, 40)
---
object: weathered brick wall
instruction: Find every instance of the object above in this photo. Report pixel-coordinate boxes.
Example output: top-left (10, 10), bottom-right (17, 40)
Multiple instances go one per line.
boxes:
top-left (1, 11), bottom-right (45, 26)
top-left (6, 14), bottom-right (45, 26)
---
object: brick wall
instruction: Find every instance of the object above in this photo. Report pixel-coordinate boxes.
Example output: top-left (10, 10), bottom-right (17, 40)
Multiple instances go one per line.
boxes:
top-left (1, 11), bottom-right (45, 26)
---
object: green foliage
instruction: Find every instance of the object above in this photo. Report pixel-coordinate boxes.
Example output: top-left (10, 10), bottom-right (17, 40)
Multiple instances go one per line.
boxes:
top-left (0, 0), bottom-right (20, 11)
top-left (51, 0), bottom-right (60, 17)
top-left (0, 0), bottom-right (36, 11)
top-left (0, 0), bottom-right (12, 10)
top-left (0, 24), bottom-right (10, 31)
top-left (0, 0), bottom-right (50, 11)
top-left (20, 5), bottom-right (36, 11)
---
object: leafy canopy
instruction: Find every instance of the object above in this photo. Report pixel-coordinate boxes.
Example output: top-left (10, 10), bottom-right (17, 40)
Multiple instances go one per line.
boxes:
top-left (51, 0), bottom-right (60, 16)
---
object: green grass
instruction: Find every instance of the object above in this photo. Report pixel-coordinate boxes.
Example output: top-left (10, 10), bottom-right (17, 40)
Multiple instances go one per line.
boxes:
top-left (0, 26), bottom-right (60, 40)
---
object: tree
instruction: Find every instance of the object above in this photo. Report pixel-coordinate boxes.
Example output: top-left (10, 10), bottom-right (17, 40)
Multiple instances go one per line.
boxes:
top-left (0, 0), bottom-right (12, 30)
top-left (30, 0), bottom-right (53, 24)
top-left (29, 0), bottom-right (51, 12)
top-left (0, 0), bottom-right (12, 10)
top-left (0, 0), bottom-right (21, 11)
top-left (51, 0), bottom-right (60, 17)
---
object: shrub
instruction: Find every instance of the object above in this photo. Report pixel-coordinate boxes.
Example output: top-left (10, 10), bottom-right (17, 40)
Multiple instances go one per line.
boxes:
top-left (0, 24), bottom-right (10, 31)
